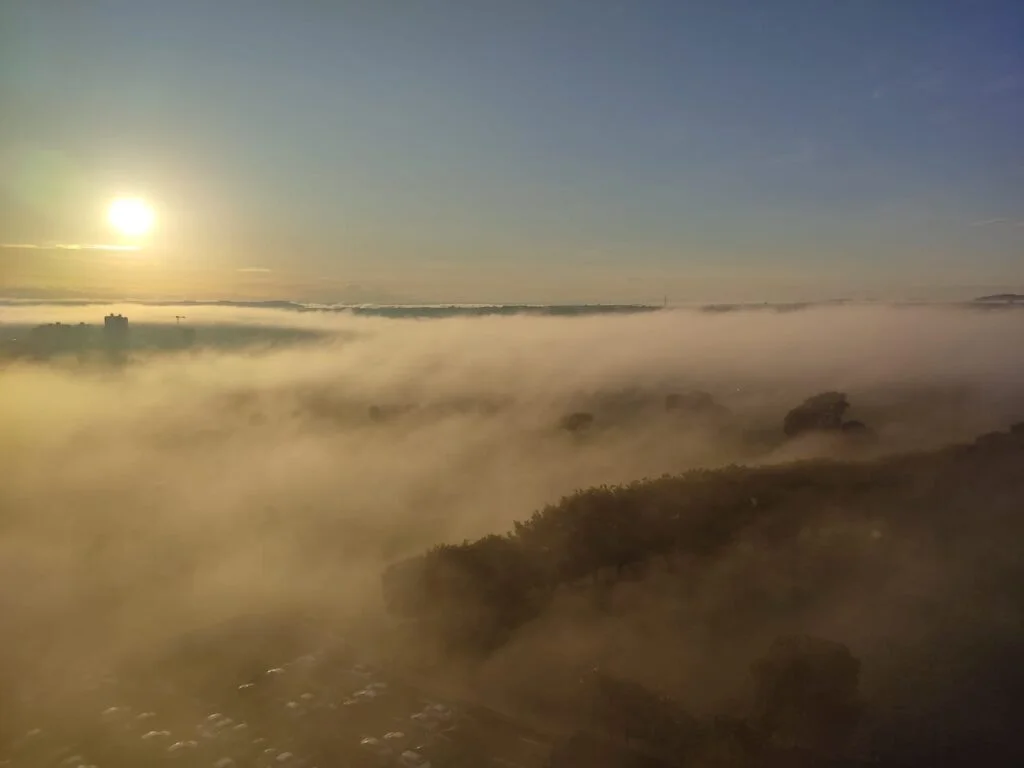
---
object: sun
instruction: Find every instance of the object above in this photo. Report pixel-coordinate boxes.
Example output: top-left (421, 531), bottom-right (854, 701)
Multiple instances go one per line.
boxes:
top-left (107, 197), bottom-right (156, 238)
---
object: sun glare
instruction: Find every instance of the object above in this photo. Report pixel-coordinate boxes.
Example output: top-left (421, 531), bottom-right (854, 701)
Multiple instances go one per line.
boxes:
top-left (107, 197), bottom-right (156, 238)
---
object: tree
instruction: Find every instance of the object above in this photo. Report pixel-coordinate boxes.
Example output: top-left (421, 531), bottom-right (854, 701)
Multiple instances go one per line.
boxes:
top-left (840, 419), bottom-right (877, 446)
top-left (561, 411), bottom-right (595, 433)
top-left (584, 670), bottom-right (700, 752)
top-left (783, 392), bottom-right (850, 437)
top-left (749, 635), bottom-right (863, 755)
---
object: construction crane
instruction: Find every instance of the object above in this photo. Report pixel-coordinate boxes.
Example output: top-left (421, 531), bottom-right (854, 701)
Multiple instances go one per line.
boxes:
top-left (174, 315), bottom-right (186, 325)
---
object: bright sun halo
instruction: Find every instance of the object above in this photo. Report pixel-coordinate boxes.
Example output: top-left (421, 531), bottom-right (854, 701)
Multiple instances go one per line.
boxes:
top-left (107, 197), bottom-right (156, 238)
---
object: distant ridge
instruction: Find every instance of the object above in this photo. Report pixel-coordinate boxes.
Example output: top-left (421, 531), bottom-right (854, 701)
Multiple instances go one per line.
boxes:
top-left (337, 303), bottom-right (659, 318)
top-left (6, 298), bottom-right (1024, 317)
top-left (0, 299), bottom-right (660, 319)
top-left (974, 293), bottom-right (1024, 303)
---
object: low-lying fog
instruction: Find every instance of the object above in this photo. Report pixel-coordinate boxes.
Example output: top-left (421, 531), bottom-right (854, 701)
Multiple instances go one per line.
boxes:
top-left (1, 303), bottom-right (1023, 703)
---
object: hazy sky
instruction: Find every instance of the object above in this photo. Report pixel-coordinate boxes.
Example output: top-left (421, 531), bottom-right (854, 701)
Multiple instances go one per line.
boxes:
top-left (1, 0), bottom-right (1022, 303)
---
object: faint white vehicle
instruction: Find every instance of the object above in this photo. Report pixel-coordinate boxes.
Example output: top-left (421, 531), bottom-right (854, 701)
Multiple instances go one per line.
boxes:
top-left (359, 736), bottom-right (395, 764)
top-left (410, 702), bottom-right (455, 731)
top-left (350, 663), bottom-right (377, 679)
top-left (397, 749), bottom-right (432, 768)
top-left (344, 685), bottom-right (388, 706)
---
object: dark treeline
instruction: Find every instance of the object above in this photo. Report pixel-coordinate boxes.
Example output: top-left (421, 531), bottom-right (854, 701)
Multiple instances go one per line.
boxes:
top-left (382, 423), bottom-right (1024, 766)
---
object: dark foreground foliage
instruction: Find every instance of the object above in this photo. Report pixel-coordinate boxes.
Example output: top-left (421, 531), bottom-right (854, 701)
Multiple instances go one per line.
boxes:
top-left (383, 425), bottom-right (1024, 647)
top-left (383, 424), bottom-right (1024, 766)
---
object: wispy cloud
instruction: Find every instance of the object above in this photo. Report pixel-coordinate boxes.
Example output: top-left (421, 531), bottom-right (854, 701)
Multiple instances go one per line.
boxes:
top-left (237, 267), bottom-right (272, 273)
top-left (969, 218), bottom-right (1024, 228)
top-left (0, 243), bottom-right (141, 252)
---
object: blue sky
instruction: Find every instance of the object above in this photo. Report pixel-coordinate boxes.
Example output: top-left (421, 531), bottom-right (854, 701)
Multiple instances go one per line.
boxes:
top-left (1, 0), bottom-right (1022, 303)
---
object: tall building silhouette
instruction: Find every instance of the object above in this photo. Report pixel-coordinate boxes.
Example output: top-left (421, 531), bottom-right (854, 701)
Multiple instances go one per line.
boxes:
top-left (103, 313), bottom-right (130, 358)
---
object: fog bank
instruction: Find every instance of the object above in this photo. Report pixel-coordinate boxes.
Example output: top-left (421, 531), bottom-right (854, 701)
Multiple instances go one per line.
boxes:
top-left (1, 303), bottom-right (1023, 701)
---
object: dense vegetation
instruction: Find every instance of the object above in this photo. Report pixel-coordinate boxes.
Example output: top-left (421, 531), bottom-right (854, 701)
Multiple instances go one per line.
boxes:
top-left (382, 423), bottom-right (1024, 765)
top-left (383, 437), bottom-right (1005, 646)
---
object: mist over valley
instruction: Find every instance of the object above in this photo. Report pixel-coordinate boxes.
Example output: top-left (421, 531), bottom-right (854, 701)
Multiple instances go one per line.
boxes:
top-left (1, 303), bottom-right (1023, 765)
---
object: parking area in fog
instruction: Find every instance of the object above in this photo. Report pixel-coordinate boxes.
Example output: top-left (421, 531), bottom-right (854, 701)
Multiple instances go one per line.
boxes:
top-left (0, 639), bottom-right (552, 768)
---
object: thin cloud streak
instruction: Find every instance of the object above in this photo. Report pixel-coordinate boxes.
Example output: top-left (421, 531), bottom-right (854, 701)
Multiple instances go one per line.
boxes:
top-left (967, 218), bottom-right (1024, 228)
top-left (0, 243), bottom-right (142, 252)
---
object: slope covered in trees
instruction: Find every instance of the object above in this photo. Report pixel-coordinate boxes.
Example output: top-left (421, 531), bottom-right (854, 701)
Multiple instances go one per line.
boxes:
top-left (384, 425), bottom-right (1023, 643)
top-left (382, 424), bottom-right (1024, 765)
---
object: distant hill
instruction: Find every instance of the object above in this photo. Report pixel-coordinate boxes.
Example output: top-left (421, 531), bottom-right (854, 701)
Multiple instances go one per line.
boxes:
top-left (974, 293), bottom-right (1024, 303)
top-left (384, 425), bottom-right (1024, 643)
top-left (382, 423), bottom-right (1024, 765)
top-left (0, 299), bottom-right (661, 318)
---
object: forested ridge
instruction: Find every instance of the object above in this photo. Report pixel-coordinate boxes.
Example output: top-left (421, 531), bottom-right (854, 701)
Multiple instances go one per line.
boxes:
top-left (383, 423), bottom-right (1024, 766)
